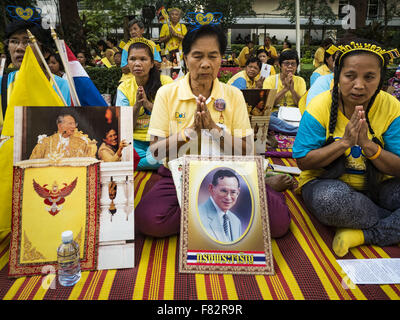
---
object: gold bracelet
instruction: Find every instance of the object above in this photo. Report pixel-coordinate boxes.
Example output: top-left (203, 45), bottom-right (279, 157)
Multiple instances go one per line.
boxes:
top-left (366, 145), bottom-right (382, 160)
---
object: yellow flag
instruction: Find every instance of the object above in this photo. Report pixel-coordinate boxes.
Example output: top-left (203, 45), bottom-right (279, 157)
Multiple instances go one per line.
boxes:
top-left (118, 40), bottom-right (126, 50)
top-left (101, 57), bottom-right (112, 68)
top-left (0, 45), bottom-right (63, 233)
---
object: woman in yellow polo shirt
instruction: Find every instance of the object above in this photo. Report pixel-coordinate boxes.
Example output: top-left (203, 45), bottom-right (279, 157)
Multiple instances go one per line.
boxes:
top-left (135, 24), bottom-right (293, 238)
top-left (263, 49), bottom-right (306, 135)
top-left (116, 38), bottom-right (173, 170)
top-left (227, 57), bottom-right (263, 89)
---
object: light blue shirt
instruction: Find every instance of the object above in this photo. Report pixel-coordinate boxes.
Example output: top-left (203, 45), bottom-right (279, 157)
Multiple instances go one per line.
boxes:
top-left (306, 73), bottom-right (333, 107)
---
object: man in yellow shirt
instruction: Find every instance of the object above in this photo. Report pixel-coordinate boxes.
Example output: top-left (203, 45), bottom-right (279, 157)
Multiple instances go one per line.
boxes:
top-left (263, 50), bottom-right (306, 135)
top-left (159, 8), bottom-right (187, 56)
top-left (237, 40), bottom-right (254, 67)
top-left (313, 38), bottom-right (333, 68)
top-left (258, 36), bottom-right (278, 60)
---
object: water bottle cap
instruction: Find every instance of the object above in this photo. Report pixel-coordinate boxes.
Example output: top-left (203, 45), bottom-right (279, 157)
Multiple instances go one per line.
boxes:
top-left (61, 230), bottom-right (73, 243)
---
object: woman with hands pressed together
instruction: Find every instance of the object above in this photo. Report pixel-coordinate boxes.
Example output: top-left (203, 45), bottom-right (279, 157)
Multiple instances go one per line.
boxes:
top-left (159, 8), bottom-right (187, 55)
top-left (116, 38), bottom-right (173, 170)
top-left (263, 50), bottom-right (306, 135)
top-left (293, 39), bottom-right (400, 257)
top-left (135, 25), bottom-right (292, 238)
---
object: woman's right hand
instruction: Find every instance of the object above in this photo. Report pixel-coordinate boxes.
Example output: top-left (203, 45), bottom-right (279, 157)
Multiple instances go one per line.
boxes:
top-left (283, 73), bottom-right (292, 89)
top-left (341, 105), bottom-right (363, 148)
top-left (136, 86), bottom-right (144, 107)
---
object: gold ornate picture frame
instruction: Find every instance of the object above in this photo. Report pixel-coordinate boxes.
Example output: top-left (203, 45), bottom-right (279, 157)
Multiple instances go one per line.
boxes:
top-left (9, 106), bottom-right (135, 277)
top-left (179, 155), bottom-right (274, 275)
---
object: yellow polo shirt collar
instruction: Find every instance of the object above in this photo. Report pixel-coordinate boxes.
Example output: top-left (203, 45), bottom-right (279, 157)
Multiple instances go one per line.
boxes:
top-left (177, 73), bottom-right (224, 102)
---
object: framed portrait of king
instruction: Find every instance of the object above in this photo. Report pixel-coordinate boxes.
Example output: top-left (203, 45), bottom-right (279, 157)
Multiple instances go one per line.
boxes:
top-left (179, 155), bottom-right (274, 275)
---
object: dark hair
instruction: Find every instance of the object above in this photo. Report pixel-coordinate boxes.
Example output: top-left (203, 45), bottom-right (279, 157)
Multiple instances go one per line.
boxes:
top-left (278, 49), bottom-right (299, 66)
top-left (128, 42), bottom-right (162, 101)
top-left (5, 19), bottom-right (51, 49)
top-left (245, 56), bottom-right (262, 70)
top-left (128, 19), bottom-right (144, 30)
top-left (77, 51), bottom-right (88, 63)
top-left (212, 169), bottom-right (240, 188)
top-left (182, 25), bottom-right (227, 56)
top-left (322, 38), bottom-right (333, 48)
top-left (107, 37), bottom-right (117, 45)
top-left (103, 126), bottom-right (117, 138)
top-left (97, 40), bottom-right (107, 50)
top-left (321, 39), bottom-right (387, 201)
top-left (46, 53), bottom-right (64, 72)
top-left (283, 40), bottom-right (292, 48)
top-left (256, 49), bottom-right (268, 57)
top-left (114, 50), bottom-right (122, 57)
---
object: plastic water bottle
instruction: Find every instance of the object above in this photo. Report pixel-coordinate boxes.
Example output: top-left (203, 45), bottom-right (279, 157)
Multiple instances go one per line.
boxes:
top-left (57, 230), bottom-right (81, 286)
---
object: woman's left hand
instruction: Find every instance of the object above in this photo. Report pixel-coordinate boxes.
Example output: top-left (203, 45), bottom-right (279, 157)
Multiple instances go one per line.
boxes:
top-left (255, 76), bottom-right (265, 89)
top-left (197, 95), bottom-right (219, 131)
top-left (137, 86), bottom-right (152, 112)
top-left (356, 107), bottom-right (372, 148)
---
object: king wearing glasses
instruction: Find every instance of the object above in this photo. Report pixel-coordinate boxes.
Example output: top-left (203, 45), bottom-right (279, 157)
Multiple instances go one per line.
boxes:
top-left (198, 170), bottom-right (243, 243)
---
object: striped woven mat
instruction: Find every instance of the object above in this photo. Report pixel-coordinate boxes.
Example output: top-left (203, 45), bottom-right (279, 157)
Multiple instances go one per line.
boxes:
top-left (1, 159), bottom-right (400, 300)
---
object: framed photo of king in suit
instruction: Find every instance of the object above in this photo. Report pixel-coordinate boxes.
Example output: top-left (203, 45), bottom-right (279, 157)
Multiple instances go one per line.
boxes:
top-left (179, 155), bottom-right (274, 275)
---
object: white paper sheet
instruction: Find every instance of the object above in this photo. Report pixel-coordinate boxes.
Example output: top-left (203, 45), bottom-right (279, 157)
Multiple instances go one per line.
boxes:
top-left (270, 164), bottom-right (301, 175)
top-left (337, 258), bottom-right (400, 284)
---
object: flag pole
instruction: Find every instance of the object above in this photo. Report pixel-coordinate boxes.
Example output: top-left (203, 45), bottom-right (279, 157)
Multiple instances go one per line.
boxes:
top-left (50, 27), bottom-right (81, 106)
top-left (26, 29), bottom-right (67, 106)
top-left (0, 58), bottom-right (6, 78)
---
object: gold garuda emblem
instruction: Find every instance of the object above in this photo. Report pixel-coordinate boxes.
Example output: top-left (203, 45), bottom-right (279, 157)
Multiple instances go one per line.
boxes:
top-left (32, 178), bottom-right (78, 216)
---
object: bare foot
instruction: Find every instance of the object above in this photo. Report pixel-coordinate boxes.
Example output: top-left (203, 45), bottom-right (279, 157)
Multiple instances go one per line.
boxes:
top-left (265, 174), bottom-right (294, 192)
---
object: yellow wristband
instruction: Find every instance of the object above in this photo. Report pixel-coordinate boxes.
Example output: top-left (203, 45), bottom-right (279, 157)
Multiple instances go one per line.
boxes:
top-left (366, 145), bottom-right (382, 160)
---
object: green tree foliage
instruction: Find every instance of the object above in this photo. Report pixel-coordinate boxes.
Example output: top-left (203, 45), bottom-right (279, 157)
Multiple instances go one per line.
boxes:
top-left (79, 0), bottom-right (146, 44)
top-left (159, 0), bottom-right (256, 30)
top-left (276, 0), bottom-right (336, 45)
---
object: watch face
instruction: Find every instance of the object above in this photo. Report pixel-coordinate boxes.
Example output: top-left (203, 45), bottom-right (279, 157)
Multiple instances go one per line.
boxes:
top-left (214, 99), bottom-right (226, 112)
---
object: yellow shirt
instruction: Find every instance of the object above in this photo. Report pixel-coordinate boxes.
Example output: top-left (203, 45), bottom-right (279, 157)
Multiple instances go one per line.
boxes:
top-left (160, 23), bottom-right (187, 53)
top-left (293, 90), bottom-right (400, 191)
top-left (105, 48), bottom-right (116, 65)
top-left (119, 72), bottom-right (134, 83)
top-left (313, 47), bottom-right (325, 68)
top-left (226, 70), bottom-right (261, 89)
top-left (117, 74), bottom-right (173, 141)
top-left (228, 57), bottom-right (240, 66)
top-left (238, 46), bottom-right (250, 67)
top-left (148, 73), bottom-right (252, 144)
top-left (313, 64), bottom-right (331, 77)
top-left (262, 74), bottom-right (307, 111)
top-left (258, 45), bottom-right (278, 59)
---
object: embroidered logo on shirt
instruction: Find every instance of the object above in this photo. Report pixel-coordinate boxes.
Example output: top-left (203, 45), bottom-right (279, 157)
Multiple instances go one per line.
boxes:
top-left (175, 112), bottom-right (186, 119)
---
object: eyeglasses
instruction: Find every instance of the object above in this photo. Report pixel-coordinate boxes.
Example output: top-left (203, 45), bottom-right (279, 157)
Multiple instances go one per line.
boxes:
top-left (282, 61), bottom-right (297, 67)
top-left (6, 38), bottom-right (31, 48)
